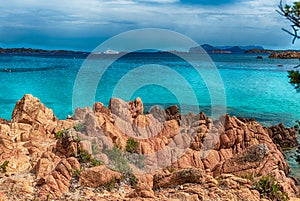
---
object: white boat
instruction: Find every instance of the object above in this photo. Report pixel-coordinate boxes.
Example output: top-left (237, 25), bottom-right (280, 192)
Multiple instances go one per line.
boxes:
top-left (103, 49), bottom-right (119, 54)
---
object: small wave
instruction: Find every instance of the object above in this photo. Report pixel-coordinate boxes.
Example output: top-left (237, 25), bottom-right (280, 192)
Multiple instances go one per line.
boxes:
top-left (0, 66), bottom-right (65, 73)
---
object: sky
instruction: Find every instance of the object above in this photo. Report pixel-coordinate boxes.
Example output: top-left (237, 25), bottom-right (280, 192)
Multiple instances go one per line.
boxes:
top-left (0, 0), bottom-right (299, 51)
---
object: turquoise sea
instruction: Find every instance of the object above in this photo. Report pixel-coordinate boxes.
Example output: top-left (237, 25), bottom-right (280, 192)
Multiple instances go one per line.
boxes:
top-left (1, 52), bottom-right (300, 178)
top-left (1, 52), bottom-right (299, 127)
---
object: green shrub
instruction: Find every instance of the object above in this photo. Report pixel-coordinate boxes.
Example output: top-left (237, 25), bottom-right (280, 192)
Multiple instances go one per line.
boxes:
top-left (106, 146), bottom-right (140, 188)
top-left (104, 177), bottom-right (118, 192)
top-left (254, 175), bottom-right (288, 201)
top-left (0, 161), bottom-right (9, 173)
top-left (241, 172), bottom-right (256, 181)
top-left (124, 151), bottom-right (145, 170)
top-left (92, 144), bottom-right (100, 154)
top-left (55, 130), bottom-right (64, 139)
top-left (128, 174), bottom-right (138, 188)
top-left (78, 147), bottom-right (104, 167)
top-left (91, 158), bottom-right (104, 167)
top-left (107, 146), bottom-right (131, 174)
top-left (73, 169), bottom-right (82, 180)
top-left (76, 134), bottom-right (82, 143)
top-left (126, 138), bottom-right (139, 153)
top-left (166, 166), bottom-right (176, 173)
top-left (78, 149), bottom-right (92, 163)
top-left (288, 70), bottom-right (300, 90)
top-left (73, 123), bottom-right (84, 132)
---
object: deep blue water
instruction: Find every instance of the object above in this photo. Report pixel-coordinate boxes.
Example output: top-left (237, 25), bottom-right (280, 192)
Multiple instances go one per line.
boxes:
top-left (0, 53), bottom-right (300, 128)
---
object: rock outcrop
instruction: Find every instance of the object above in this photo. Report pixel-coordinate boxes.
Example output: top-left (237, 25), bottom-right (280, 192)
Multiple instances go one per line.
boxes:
top-left (153, 169), bottom-right (261, 201)
top-left (264, 123), bottom-right (298, 149)
top-left (0, 94), bottom-right (299, 200)
top-left (79, 165), bottom-right (121, 188)
top-left (38, 157), bottom-right (80, 199)
top-left (269, 51), bottom-right (300, 59)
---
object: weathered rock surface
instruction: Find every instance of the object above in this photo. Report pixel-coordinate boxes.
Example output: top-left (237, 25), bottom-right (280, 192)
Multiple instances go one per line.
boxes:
top-left (79, 165), bottom-right (121, 188)
top-left (264, 123), bottom-right (298, 149)
top-left (0, 94), bottom-right (299, 200)
top-left (37, 157), bottom-right (80, 199)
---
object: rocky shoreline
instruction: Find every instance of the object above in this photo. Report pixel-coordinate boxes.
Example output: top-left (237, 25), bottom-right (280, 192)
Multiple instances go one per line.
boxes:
top-left (0, 94), bottom-right (299, 200)
top-left (269, 51), bottom-right (300, 59)
top-left (245, 49), bottom-right (300, 59)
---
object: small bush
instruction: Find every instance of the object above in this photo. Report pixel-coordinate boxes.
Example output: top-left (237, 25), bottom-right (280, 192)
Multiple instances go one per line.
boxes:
top-left (241, 172), bottom-right (256, 181)
top-left (0, 161), bottom-right (9, 173)
top-left (77, 146), bottom-right (104, 167)
top-left (76, 134), bottom-right (82, 143)
top-left (73, 169), bottom-right (82, 180)
top-left (106, 146), bottom-right (140, 188)
top-left (73, 123), bottom-right (85, 132)
top-left (124, 152), bottom-right (145, 170)
top-left (166, 166), bottom-right (176, 173)
top-left (104, 177), bottom-right (118, 192)
top-left (78, 149), bottom-right (92, 163)
top-left (91, 158), bottom-right (104, 167)
top-left (126, 138), bottom-right (139, 153)
top-left (92, 144), bottom-right (100, 154)
top-left (128, 174), bottom-right (138, 188)
top-left (254, 175), bottom-right (288, 201)
top-left (55, 130), bottom-right (64, 139)
top-left (106, 146), bottom-right (131, 174)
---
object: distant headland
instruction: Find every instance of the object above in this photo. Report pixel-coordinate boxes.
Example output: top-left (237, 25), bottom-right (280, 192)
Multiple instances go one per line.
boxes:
top-left (190, 44), bottom-right (300, 59)
top-left (1, 45), bottom-right (300, 59)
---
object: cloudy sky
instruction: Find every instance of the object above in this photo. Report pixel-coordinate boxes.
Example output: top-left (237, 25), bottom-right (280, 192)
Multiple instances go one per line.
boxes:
top-left (0, 0), bottom-right (299, 51)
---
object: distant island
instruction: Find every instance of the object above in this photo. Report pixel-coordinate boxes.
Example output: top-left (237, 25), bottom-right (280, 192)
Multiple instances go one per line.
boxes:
top-left (190, 44), bottom-right (300, 59)
top-left (0, 47), bottom-right (89, 55)
top-left (1, 45), bottom-right (300, 59)
top-left (189, 44), bottom-right (264, 54)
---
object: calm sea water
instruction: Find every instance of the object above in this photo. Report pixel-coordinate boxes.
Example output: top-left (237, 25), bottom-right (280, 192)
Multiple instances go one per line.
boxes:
top-left (1, 53), bottom-right (299, 126)
top-left (1, 52), bottom-right (300, 178)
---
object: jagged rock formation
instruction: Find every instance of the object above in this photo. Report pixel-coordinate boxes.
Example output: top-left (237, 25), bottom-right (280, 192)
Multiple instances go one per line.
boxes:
top-left (0, 94), bottom-right (299, 200)
top-left (264, 123), bottom-right (298, 149)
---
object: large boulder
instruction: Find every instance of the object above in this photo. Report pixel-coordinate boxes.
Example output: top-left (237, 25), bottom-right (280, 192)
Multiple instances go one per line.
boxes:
top-left (11, 94), bottom-right (58, 135)
top-left (153, 168), bottom-right (206, 189)
top-left (79, 165), bottom-right (121, 188)
top-left (38, 157), bottom-right (80, 199)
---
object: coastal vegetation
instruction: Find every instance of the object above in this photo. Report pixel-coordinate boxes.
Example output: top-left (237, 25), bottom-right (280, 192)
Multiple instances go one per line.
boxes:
top-left (55, 130), bottom-right (64, 139)
top-left (126, 138), bottom-right (139, 153)
top-left (0, 161), bottom-right (9, 173)
top-left (288, 70), bottom-right (300, 90)
top-left (278, 1), bottom-right (300, 89)
top-left (106, 146), bottom-right (138, 188)
top-left (278, 1), bottom-right (300, 44)
top-left (254, 175), bottom-right (288, 201)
